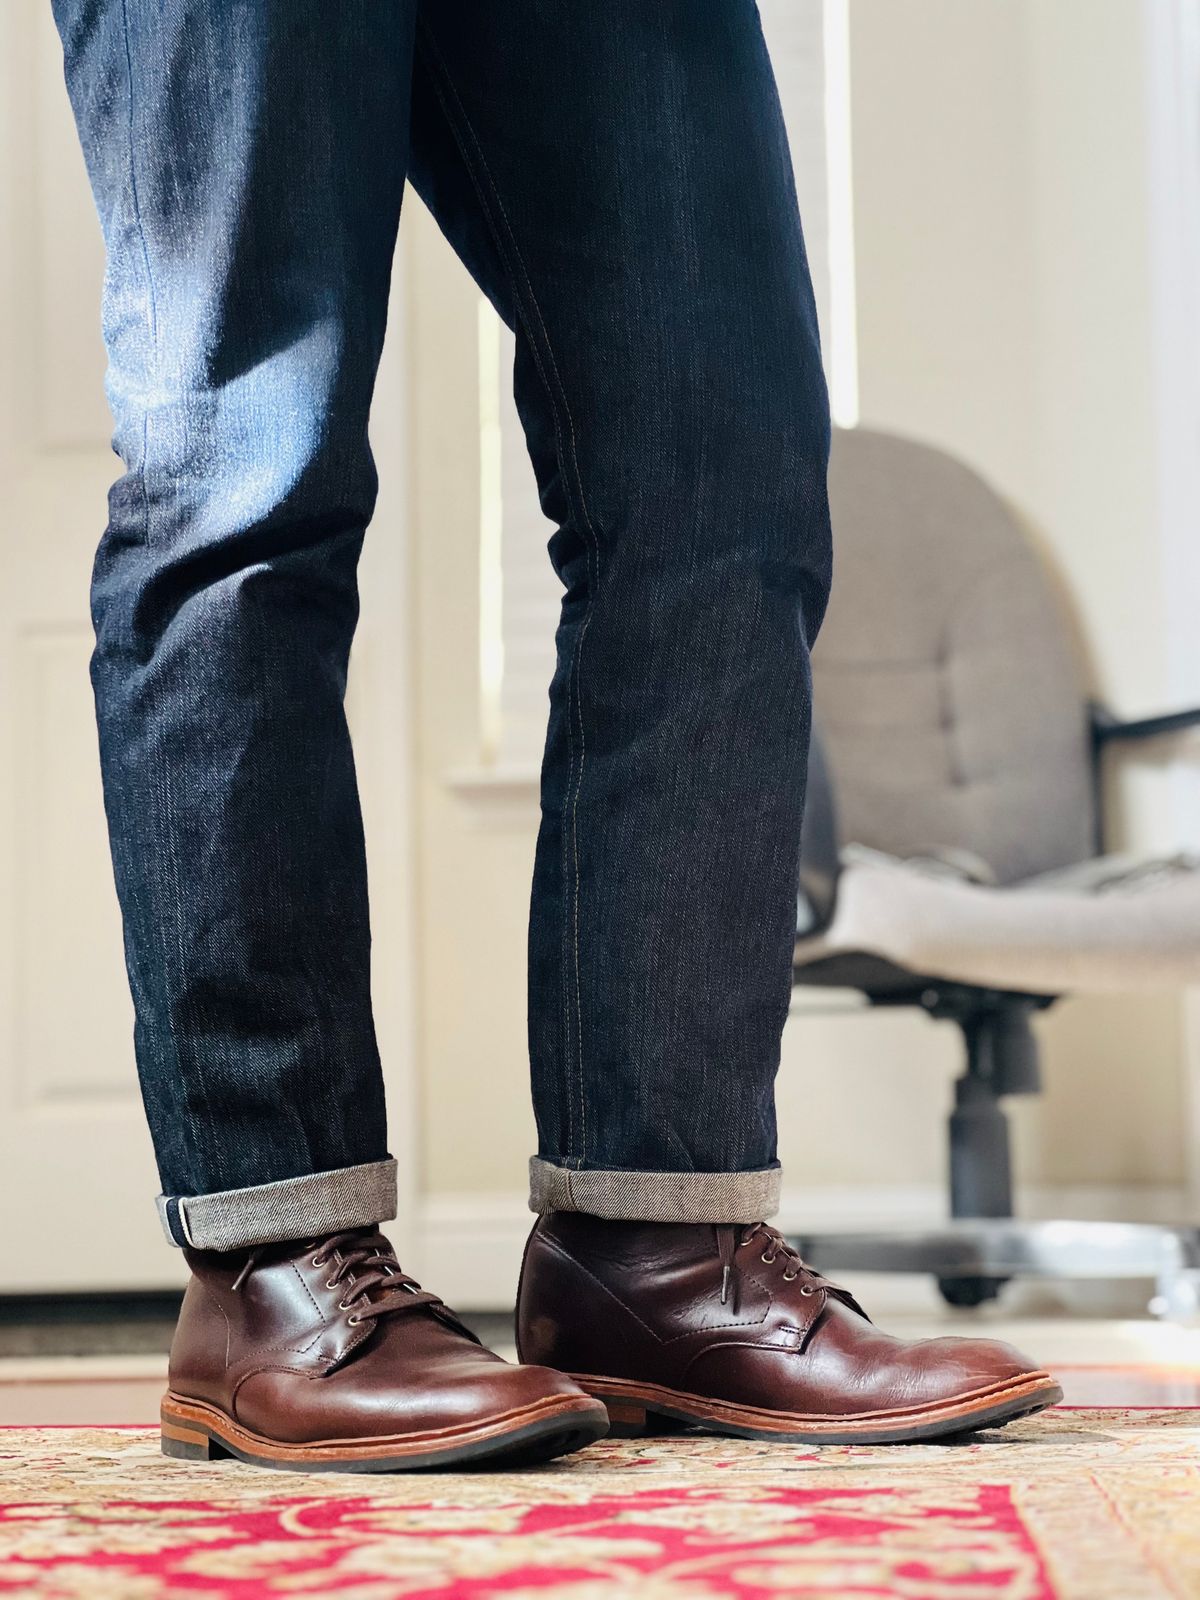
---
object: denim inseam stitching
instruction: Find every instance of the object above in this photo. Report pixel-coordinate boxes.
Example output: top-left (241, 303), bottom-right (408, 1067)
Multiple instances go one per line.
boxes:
top-left (119, 0), bottom-right (221, 1194)
top-left (416, 24), bottom-right (600, 1164)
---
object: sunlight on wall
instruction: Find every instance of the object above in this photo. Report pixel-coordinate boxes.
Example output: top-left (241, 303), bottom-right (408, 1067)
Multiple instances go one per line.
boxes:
top-left (476, 298), bottom-right (505, 762)
top-left (824, 0), bottom-right (860, 428)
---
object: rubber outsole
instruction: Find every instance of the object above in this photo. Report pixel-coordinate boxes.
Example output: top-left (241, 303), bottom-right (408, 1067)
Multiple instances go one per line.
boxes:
top-left (573, 1371), bottom-right (1064, 1445)
top-left (160, 1391), bottom-right (610, 1473)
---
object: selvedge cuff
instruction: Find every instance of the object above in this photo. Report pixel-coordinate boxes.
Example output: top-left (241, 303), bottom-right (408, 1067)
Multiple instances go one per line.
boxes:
top-left (528, 1156), bottom-right (781, 1224)
top-left (156, 1159), bottom-right (398, 1251)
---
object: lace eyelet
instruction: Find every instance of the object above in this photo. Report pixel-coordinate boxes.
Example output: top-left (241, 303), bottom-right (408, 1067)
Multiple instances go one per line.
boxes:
top-left (799, 1284), bottom-right (817, 1296)
top-left (346, 1313), bottom-right (361, 1326)
top-left (760, 1252), bottom-right (776, 1265)
top-left (782, 1271), bottom-right (798, 1282)
top-left (325, 1279), bottom-right (340, 1291)
top-left (337, 1299), bottom-right (353, 1312)
top-left (311, 1255), bottom-right (326, 1269)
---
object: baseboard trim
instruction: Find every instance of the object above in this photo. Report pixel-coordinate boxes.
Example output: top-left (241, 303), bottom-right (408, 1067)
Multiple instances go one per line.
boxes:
top-left (416, 1184), bottom-right (1192, 1311)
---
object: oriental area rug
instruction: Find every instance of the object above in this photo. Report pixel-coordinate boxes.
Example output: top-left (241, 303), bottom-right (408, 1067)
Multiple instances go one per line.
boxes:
top-left (0, 1408), bottom-right (1197, 1598)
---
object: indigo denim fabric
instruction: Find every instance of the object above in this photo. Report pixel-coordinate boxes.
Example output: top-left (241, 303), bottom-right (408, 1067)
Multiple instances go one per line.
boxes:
top-left (54, 0), bottom-right (832, 1241)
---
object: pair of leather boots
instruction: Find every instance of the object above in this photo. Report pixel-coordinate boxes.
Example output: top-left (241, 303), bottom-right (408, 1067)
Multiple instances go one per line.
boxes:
top-left (162, 1214), bottom-right (1060, 1471)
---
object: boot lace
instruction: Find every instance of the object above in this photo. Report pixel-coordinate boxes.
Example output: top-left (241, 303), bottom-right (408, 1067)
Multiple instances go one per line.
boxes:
top-left (233, 1229), bottom-right (472, 1334)
top-left (309, 1232), bottom-right (444, 1326)
top-left (716, 1222), bottom-right (862, 1315)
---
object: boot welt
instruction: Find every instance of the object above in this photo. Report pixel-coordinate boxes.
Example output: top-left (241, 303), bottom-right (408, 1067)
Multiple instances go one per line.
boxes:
top-left (160, 1389), bottom-right (609, 1472)
top-left (573, 1370), bottom-right (1063, 1445)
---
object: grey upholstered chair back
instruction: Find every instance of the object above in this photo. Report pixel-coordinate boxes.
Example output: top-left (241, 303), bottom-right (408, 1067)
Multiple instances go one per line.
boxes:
top-left (815, 427), bottom-right (1095, 884)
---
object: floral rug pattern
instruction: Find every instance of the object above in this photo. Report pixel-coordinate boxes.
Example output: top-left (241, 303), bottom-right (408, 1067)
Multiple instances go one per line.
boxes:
top-left (0, 1408), bottom-right (1197, 1598)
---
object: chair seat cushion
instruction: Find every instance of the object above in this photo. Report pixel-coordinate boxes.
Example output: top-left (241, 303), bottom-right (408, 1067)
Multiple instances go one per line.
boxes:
top-left (794, 847), bottom-right (1200, 993)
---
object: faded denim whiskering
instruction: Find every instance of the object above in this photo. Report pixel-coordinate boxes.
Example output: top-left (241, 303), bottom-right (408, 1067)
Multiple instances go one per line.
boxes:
top-left (54, 0), bottom-right (831, 1246)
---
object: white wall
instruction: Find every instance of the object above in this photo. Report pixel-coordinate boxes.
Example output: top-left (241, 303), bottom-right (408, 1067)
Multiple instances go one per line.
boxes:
top-left (835, 0), bottom-right (1191, 1206)
top-left (404, 213), bottom-right (540, 1199)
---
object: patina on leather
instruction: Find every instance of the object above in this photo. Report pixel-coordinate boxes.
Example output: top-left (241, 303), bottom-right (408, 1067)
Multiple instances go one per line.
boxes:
top-left (517, 1213), bottom-right (1062, 1443)
top-left (164, 1227), bottom-right (607, 1470)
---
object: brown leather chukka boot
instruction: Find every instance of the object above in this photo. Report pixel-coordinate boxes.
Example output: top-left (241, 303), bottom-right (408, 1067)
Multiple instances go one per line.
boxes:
top-left (517, 1213), bottom-right (1062, 1445)
top-left (163, 1227), bottom-right (608, 1471)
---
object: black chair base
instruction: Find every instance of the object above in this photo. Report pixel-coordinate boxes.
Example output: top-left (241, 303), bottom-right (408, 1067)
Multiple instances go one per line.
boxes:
top-left (790, 963), bottom-right (1195, 1315)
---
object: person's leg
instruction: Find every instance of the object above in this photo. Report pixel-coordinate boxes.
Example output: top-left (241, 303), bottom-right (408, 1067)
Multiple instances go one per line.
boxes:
top-left (411, 0), bottom-right (1060, 1442)
top-left (53, 0), bottom-right (606, 1470)
top-left (410, 0), bottom-right (827, 1219)
top-left (53, 0), bottom-right (406, 1248)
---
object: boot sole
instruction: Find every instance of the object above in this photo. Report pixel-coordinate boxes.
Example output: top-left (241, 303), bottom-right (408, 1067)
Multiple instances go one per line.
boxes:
top-left (572, 1370), bottom-right (1063, 1445)
top-left (160, 1390), bottom-right (609, 1473)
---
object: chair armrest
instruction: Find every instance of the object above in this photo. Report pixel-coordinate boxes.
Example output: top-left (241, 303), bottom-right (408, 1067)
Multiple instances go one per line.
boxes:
top-left (1091, 701), bottom-right (1200, 747)
top-left (798, 723), bottom-right (841, 935)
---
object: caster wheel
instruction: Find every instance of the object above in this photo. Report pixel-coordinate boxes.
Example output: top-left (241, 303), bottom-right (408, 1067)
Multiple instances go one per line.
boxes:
top-left (937, 1275), bottom-right (1008, 1308)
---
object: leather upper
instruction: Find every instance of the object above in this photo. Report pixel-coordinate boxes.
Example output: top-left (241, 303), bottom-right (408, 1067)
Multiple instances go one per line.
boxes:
top-left (172, 1231), bottom-right (585, 1443)
top-left (517, 1213), bottom-right (1041, 1418)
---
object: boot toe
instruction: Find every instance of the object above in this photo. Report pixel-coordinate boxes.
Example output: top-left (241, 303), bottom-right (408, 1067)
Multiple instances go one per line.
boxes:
top-left (890, 1334), bottom-right (1049, 1407)
top-left (232, 1326), bottom-right (603, 1446)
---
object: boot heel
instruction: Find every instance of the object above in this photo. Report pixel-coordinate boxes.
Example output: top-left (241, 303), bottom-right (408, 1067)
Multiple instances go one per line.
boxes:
top-left (161, 1424), bottom-right (221, 1461)
top-left (603, 1399), bottom-right (651, 1437)
top-left (162, 1433), bottom-right (224, 1459)
top-left (570, 1376), bottom-right (693, 1439)
top-left (595, 1398), bottom-right (688, 1439)
top-left (160, 1399), bottom-right (228, 1462)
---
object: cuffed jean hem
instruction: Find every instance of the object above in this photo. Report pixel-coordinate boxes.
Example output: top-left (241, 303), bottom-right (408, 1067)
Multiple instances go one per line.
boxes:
top-left (156, 1159), bottom-right (398, 1251)
top-left (528, 1156), bottom-right (781, 1224)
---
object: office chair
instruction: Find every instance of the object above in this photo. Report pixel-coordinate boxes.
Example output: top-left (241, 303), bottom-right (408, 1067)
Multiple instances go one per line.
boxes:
top-left (791, 426), bottom-right (1200, 1315)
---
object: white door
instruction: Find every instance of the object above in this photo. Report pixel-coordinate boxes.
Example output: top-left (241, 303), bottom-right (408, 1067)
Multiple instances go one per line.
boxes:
top-left (0, 5), bottom-right (416, 1291)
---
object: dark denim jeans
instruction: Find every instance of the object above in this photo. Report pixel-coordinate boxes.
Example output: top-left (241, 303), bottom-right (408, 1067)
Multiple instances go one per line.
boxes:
top-left (54, 0), bottom-right (831, 1249)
